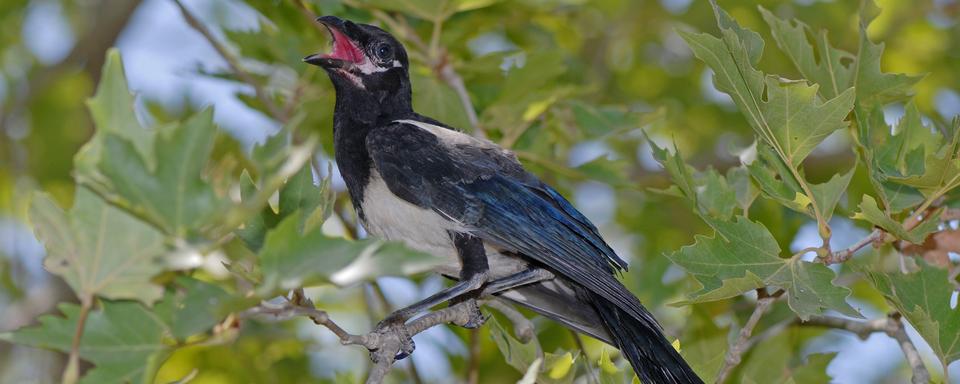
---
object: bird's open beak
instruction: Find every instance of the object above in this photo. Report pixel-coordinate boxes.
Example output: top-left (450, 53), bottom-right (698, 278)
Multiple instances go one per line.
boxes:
top-left (304, 16), bottom-right (366, 69)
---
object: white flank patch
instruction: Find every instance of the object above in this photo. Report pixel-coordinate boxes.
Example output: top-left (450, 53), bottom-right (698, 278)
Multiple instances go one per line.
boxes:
top-left (361, 171), bottom-right (461, 260)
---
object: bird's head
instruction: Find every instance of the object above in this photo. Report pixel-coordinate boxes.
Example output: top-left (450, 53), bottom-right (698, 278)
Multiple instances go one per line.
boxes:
top-left (304, 16), bottom-right (411, 100)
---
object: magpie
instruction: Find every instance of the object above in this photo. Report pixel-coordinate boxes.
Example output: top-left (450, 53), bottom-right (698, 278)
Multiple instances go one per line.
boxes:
top-left (304, 16), bottom-right (702, 384)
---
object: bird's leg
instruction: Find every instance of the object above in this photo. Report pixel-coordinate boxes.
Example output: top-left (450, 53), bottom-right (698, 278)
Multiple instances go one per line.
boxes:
top-left (480, 268), bottom-right (555, 296)
top-left (374, 232), bottom-right (489, 359)
top-left (447, 232), bottom-right (490, 329)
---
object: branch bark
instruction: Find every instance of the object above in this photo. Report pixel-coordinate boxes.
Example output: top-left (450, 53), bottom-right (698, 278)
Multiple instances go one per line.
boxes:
top-left (244, 292), bottom-right (480, 384)
top-left (801, 313), bottom-right (931, 384)
top-left (173, 0), bottom-right (288, 123)
top-left (715, 289), bottom-right (782, 384)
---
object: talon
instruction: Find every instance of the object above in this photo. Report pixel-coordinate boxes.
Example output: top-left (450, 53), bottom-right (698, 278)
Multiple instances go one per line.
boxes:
top-left (458, 299), bottom-right (486, 329)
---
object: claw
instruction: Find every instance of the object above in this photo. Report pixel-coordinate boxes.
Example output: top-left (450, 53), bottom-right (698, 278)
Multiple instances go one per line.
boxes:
top-left (457, 299), bottom-right (486, 329)
top-left (369, 320), bottom-right (416, 362)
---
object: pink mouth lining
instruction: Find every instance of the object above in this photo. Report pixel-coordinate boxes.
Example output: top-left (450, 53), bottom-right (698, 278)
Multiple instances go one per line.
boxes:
top-left (324, 27), bottom-right (365, 63)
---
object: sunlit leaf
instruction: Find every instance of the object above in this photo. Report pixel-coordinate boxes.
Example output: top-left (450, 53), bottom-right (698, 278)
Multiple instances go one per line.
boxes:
top-left (867, 263), bottom-right (960, 369)
top-left (30, 188), bottom-right (166, 304)
top-left (0, 301), bottom-right (169, 384)
top-left (668, 216), bottom-right (860, 319)
top-left (99, 108), bottom-right (227, 236)
top-left (257, 213), bottom-right (444, 293)
top-left (851, 195), bottom-right (938, 244)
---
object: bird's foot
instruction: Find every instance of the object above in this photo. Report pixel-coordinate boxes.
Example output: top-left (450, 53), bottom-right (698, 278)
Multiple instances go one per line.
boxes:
top-left (453, 298), bottom-right (486, 329)
top-left (371, 319), bottom-right (415, 361)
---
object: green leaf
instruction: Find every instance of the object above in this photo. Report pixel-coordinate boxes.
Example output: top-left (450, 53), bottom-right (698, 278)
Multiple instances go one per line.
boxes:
top-left (867, 263), bottom-right (960, 369)
top-left (75, 49), bottom-right (153, 178)
top-left (874, 102), bottom-right (942, 178)
top-left (412, 72), bottom-right (471, 131)
top-left (99, 108), bottom-right (227, 236)
top-left (279, 162), bottom-right (334, 235)
top-left (257, 214), bottom-right (444, 293)
top-left (648, 140), bottom-right (737, 220)
top-left (680, 309), bottom-right (727, 380)
top-left (851, 4), bottom-right (923, 107)
top-left (667, 216), bottom-right (860, 319)
top-left (808, 165), bottom-right (856, 223)
top-left (487, 314), bottom-right (542, 374)
top-left (30, 188), bottom-right (166, 304)
top-left (851, 195), bottom-right (938, 244)
top-left (0, 301), bottom-right (169, 384)
top-left (759, 7), bottom-right (855, 100)
top-left (886, 118), bottom-right (960, 199)
top-left (153, 277), bottom-right (232, 341)
top-left (681, 3), bottom-right (856, 239)
top-left (680, 9), bottom-right (855, 168)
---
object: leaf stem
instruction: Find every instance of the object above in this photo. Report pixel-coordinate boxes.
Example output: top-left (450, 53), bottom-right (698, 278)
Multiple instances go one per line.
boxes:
top-left (63, 297), bottom-right (93, 384)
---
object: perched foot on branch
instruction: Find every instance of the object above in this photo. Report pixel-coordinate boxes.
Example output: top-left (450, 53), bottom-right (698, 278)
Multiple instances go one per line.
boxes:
top-left (372, 319), bottom-right (416, 360)
top-left (453, 298), bottom-right (486, 329)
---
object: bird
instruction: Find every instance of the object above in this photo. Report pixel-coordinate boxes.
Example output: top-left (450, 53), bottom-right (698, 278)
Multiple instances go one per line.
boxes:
top-left (303, 15), bottom-right (702, 384)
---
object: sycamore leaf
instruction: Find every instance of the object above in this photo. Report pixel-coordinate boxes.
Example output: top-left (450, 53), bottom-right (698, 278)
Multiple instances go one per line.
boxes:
top-left (761, 3), bottom-right (920, 106)
top-left (75, 49), bottom-right (153, 178)
top-left (680, 309), bottom-right (727, 380)
top-left (257, 214), bottom-right (444, 294)
top-left (747, 145), bottom-right (855, 225)
top-left (0, 301), bottom-right (169, 384)
top-left (648, 139), bottom-right (737, 220)
top-left (759, 7), bottom-right (854, 100)
top-left (886, 118), bottom-right (960, 198)
top-left (739, 328), bottom-right (836, 383)
top-left (852, 195), bottom-right (939, 244)
top-left (852, 3), bottom-right (924, 107)
top-left (99, 108), bottom-right (227, 237)
top-left (680, 2), bottom-right (855, 239)
top-left (667, 216), bottom-right (860, 320)
top-left (680, 9), bottom-right (855, 168)
top-left (487, 315), bottom-right (542, 374)
top-left (153, 277), bottom-right (232, 341)
top-left (874, 102), bottom-right (942, 178)
top-left (30, 188), bottom-right (166, 304)
top-left (856, 104), bottom-right (927, 213)
top-left (867, 263), bottom-right (960, 368)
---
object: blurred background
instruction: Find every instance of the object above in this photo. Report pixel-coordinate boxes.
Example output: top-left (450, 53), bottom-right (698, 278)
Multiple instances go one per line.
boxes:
top-left (0, 0), bottom-right (958, 383)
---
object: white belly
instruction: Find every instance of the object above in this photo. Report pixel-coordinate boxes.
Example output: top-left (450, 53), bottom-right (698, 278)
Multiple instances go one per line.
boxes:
top-left (360, 170), bottom-right (529, 279)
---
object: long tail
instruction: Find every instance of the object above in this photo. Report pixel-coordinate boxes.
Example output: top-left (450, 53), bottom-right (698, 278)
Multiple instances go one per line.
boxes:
top-left (589, 290), bottom-right (703, 384)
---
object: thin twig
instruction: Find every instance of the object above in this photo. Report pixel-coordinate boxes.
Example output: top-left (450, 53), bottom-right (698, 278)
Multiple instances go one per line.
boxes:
top-left (715, 289), bottom-right (783, 384)
top-left (173, 0), bottom-right (288, 122)
top-left (801, 313), bottom-right (931, 384)
top-left (822, 229), bottom-right (885, 265)
top-left (467, 328), bottom-right (481, 384)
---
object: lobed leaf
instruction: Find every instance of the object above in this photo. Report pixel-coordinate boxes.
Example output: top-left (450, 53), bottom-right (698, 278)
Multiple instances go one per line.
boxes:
top-left (0, 301), bottom-right (169, 384)
top-left (868, 263), bottom-right (960, 369)
top-left (668, 216), bottom-right (860, 320)
top-left (257, 213), bottom-right (444, 294)
top-left (98, 108), bottom-right (227, 237)
top-left (30, 188), bottom-right (166, 304)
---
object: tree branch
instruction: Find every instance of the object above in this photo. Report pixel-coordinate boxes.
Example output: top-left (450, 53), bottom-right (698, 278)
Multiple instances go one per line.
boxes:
top-left (243, 292), bottom-right (480, 384)
top-left (715, 289), bottom-right (783, 384)
top-left (801, 313), bottom-right (931, 384)
top-left (173, 0), bottom-right (288, 122)
top-left (822, 229), bottom-right (885, 265)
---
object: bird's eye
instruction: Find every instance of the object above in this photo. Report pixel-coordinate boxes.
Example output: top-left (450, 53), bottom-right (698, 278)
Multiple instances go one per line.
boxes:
top-left (375, 43), bottom-right (393, 61)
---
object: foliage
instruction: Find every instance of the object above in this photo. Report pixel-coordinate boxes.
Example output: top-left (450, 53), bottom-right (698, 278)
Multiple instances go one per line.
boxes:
top-left (0, 0), bottom-right (958, 383)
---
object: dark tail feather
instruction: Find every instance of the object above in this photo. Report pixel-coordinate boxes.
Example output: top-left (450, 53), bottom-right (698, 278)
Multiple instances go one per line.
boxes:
top-left (589, 291), bottom-right (703, 384)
